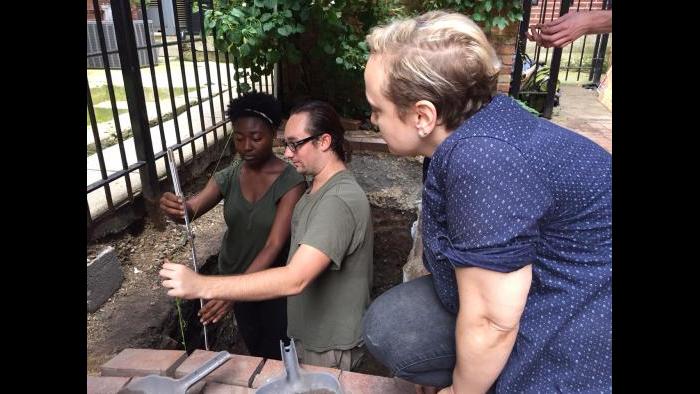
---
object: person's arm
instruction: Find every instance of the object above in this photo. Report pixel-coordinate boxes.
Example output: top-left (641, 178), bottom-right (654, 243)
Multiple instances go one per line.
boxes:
top-left (528, 10), bottom-right (611, 48)
top-left (198, 182), bottom-right (305, 324)
top-left (245, 182), bottom-right (305, 274)
top-left (159, 177), bottom-right (223, 223)
top-left (437, 265), bottom-right (532, 394)
top-left (160, 243), bottom-right (332, 301)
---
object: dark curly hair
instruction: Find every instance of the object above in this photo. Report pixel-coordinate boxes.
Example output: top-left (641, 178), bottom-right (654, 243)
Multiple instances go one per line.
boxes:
top-left (227, 92), bottom-right (282, 132)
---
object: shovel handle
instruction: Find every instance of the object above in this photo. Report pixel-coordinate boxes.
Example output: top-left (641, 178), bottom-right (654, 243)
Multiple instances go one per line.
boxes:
top-left (178, 351), bottom-right (232, 389)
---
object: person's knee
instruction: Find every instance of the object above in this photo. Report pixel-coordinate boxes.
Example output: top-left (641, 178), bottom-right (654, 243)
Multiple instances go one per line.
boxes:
top-left (362, 292), bottom-right (393, 355)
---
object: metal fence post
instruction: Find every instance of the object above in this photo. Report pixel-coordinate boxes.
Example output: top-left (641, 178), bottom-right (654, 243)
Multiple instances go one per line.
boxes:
top-left (542, 0), bottom-right (570, 119)
top-left (110, 0), bottom-right (160, 203)
top-left (509, 0), bottom-right (533, 98)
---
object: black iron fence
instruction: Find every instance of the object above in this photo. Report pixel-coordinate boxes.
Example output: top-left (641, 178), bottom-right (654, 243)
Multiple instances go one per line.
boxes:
top-left (510, 0), bottom-right (612, 118)
top-left (87, 0), bottom-right (275, 233)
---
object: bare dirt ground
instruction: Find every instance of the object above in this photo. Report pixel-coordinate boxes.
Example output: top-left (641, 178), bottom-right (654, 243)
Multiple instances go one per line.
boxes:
top-left (87, 150), bottom-right (423, 377)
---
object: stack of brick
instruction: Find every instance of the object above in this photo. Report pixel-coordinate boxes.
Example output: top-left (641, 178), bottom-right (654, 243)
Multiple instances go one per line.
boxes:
top-left (88, 348), bottom-right (416, 393)
top-left (487, 24), bottom-right (520, 94)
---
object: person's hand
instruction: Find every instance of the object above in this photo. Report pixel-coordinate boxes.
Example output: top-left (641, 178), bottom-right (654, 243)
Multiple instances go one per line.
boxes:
top-left (527, 11), bottom-right (592, 48)
top-left (199, 299), bottom-right (234, 325)
top-left (159, 192), bottom-right (187, 221)
top-left (160, 259), bottom-right (204, 299)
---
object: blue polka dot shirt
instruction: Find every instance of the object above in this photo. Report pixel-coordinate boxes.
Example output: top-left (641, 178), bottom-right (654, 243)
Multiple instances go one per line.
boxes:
top-left (422, 94), bottom-right (611, 393)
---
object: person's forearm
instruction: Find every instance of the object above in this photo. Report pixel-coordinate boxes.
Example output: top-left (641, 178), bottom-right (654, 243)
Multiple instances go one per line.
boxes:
top-left (585, 10), bottom-right (612, 35)
top-left (451, 317), bottom-right (519, 393)
top-left (244, 244), bottom-right (284, 274)
top-left (199, 265), bottom-right (304, 301)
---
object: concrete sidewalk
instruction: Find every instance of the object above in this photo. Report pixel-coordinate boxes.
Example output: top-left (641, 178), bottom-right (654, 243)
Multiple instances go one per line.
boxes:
top-left (550, 84), bottom-right (612, 153)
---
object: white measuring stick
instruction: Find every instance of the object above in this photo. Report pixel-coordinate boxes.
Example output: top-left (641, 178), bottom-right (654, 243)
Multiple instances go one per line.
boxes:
top-left (166, 148), bottom-right (209, 351)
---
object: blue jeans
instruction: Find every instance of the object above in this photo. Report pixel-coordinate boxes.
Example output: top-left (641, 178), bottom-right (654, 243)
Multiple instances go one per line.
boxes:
top-left (362, 276), bottom-right (456, 388)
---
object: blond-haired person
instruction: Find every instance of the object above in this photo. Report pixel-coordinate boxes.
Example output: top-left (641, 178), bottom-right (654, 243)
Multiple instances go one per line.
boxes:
top-left (361, 11), bottom-right (611, 393)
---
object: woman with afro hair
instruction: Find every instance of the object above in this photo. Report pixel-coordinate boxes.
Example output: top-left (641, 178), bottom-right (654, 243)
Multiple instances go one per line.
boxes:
top-left (160, 92), bottom-right (306, 359)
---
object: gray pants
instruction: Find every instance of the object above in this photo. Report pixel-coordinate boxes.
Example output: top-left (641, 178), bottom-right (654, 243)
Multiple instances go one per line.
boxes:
top-left (362, 276), bottom-right (457, 388)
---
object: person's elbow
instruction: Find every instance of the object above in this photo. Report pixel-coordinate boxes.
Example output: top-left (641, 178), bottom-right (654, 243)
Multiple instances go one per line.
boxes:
top-left (282, 267), bottom-right (312, 297)
top-left (461, 313), bottom-right (522, 352)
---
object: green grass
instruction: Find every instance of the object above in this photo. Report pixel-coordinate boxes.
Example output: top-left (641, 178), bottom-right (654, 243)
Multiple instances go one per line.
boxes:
top-left (88, 108), bottom-right (128, 124)
top-left (88, 85), bottom-right (198, 125)
top-left (89, 85), bottom-right (197, 106)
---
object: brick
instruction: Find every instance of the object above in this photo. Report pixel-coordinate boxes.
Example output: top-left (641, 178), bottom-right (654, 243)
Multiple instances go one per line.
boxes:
top-left (87, 376), bottom-right (131, 394)
top-left (339, 371), bottom-right (415, 394)
top-left (498, 73), bottom-right (512, 83)
top-left (87, 246), bottom-right (124, 313)
top-left (252, 358), bottom-right (341, 389)
top-left (498, 45), bottom-right (516, 57)
top-left (203, 382), bottom-right (256, 393)
top-left (101, 348), bottom-right (188, 377)
top-left (500, 54), bottom-right (514, 66)
top-left (175, 350), bottom-right (265, 387)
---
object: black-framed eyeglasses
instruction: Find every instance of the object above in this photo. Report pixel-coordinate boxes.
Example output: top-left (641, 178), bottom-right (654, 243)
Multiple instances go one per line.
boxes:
top-left (284, 134), bottom-right (319, 153)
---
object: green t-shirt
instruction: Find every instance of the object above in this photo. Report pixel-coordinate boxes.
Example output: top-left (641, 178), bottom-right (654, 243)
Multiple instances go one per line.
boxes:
top-left (286, 170), bottom-right (374, 352)
top-left (213, 162), bottom-right (305, 275)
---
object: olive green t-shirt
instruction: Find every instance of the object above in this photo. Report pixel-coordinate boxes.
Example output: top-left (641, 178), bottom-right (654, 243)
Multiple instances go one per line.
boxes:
top-left (213, 162), bottom-right (305, 275)
top-left (286, 170), bottom-right (374, 352)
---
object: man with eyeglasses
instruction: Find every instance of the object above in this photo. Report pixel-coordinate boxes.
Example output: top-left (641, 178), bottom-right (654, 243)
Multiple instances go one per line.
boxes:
top-left (161, 100), bottom-right (373, 371)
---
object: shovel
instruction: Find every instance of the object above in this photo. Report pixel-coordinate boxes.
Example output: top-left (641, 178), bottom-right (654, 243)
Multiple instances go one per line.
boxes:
top-left (117, 351), bottom-right (232, 394)
top-left (256, 339), bottom-right (343, 394)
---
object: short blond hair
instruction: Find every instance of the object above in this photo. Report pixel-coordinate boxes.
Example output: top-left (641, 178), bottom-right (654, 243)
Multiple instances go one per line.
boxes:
top-left (366, 11), bottom-right (501, 130)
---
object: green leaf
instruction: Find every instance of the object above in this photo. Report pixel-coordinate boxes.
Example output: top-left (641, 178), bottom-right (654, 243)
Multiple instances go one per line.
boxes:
top-left (324, 44), bottom-right (335, 54)
top-left (254, 0), bottom-right (265, 6)
top-left (497, 17), bottom-right (507, 30)
top-left (472, 12), bottom-right (484, 21)
top-left (496, 0), bottom-right (504, 11)
top-left (230, 8), bottom-right (245, 19)
top-left (227, 30), bottom-right (242, 45)
top-left (484, 1), bottom-right (492, 12)
top-left (266, 50), bottom-right (281, 64)
top-left (240, 44), bottom-right (251, 57)
top-left (263, 22), bottom-right (275, 32)
top-left (239, 82), bottom-right (251, 93)
top-left (336, 57), bottom-right (344, 65)
top-left (277, 26), bottom-right (290, 36)
top-left (260, 13), bottom-right (272, 22)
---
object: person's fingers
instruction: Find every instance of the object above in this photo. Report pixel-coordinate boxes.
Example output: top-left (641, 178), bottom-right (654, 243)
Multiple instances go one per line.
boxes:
top-left (200, 306), bottom-right (219, 323)
top-left (199, 300), bottom-right (217, 316)
top-left (211, 305), bottom-right (230, 324)
top-left (552, 37), bottom-right (573, 48)
top-left (160, 195), bottom-right (186, 217)
top-left (528, 26), bottom-right (542, 44)
top-left (541, 30), bottom-right (569, 48)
